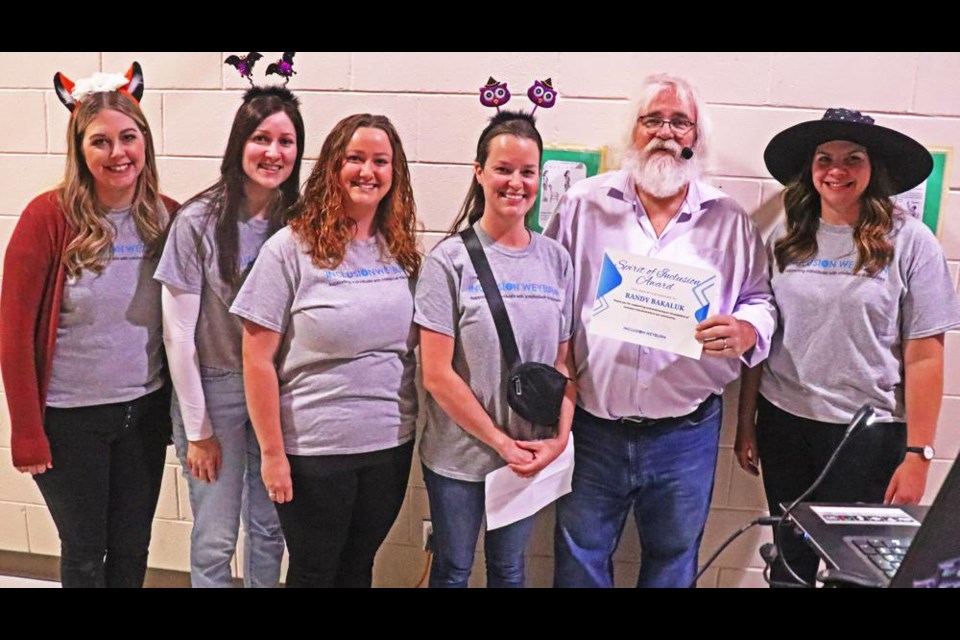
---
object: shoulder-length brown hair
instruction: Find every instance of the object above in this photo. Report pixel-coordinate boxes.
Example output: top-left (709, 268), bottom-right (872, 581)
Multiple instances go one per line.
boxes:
top-left (288, 113), bottom-right (420, 276)
top-left (774, 156), bottom-right (896, 276)
top-left (58, 91), bottom-right (167, 278)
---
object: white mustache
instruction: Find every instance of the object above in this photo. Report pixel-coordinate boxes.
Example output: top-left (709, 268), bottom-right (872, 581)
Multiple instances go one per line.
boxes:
top-left (644, 138), bottom-right (683, 157)
top-left (622, 141), bottom-right (701, 199)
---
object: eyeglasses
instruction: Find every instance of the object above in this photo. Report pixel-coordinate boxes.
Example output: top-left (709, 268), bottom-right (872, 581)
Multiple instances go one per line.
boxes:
top-left (637, 115), bottom-right (696, 135)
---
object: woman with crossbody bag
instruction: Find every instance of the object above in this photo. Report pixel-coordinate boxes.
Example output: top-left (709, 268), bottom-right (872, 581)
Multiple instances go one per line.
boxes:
top-left (415, 108), bottom-right (576, 588)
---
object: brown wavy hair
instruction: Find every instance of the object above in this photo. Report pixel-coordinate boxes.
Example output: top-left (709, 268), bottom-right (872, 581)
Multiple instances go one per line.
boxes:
top-left (288, 113), bottom-right (420, 276)
top-left (58, 91), bottom-right (168, 278)
top-left (774, 156), bottom-right (896, 276)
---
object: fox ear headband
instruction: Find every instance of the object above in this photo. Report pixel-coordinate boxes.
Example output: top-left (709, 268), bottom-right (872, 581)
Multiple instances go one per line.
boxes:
top-left (53, 61), bottom-right (144, 113)
top-left (479, 76), bottom-right (558, 115)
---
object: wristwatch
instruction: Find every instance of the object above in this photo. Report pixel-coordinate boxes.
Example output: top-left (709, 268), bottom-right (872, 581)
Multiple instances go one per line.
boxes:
top-left (906, 445), bottom-right (935, 461)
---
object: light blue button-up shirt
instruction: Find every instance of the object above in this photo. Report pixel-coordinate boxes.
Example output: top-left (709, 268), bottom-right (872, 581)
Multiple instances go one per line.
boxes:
top-left (545, 170), bottom-right (776, 420)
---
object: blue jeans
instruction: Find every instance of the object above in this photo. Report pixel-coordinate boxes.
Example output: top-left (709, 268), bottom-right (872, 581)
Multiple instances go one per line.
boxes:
top-left (171, 367), bottom-right (284, 588)
top-left (554, 396), bottom-right (722, 588)
top-left (423, 465), bottom-right (537, 588)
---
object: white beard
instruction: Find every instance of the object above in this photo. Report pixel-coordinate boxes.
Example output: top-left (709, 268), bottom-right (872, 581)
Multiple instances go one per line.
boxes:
top-left (623, 140), bottom-right (701, 199)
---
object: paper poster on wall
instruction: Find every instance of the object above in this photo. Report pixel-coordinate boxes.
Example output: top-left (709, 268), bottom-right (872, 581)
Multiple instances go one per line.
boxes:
top-left (893, 147), bottom-right (951, 237)
top-left (527, 147), bottom-right (605, 232)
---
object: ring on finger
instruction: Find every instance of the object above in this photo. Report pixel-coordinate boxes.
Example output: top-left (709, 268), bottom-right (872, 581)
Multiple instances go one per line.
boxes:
top-left (722, 337), bottom-right (729, 350)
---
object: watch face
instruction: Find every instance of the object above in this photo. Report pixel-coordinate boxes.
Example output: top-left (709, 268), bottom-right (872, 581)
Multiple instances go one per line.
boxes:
top-left (911, 445), bottom-right (936, 460)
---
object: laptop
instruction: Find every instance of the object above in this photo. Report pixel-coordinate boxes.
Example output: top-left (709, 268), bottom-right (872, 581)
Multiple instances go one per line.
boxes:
top-left (789, 454), bottom-right (960, 588)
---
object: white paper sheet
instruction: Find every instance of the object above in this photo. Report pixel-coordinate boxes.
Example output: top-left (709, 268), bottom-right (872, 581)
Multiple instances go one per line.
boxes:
top-left (588, 248), bottom-right (720, 359)
top-left (484, 435), bottom-right (575, 531)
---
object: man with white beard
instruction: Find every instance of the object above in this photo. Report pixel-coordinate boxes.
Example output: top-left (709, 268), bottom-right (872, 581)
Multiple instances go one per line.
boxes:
top-left (544, 74), bottom-right (776, 588)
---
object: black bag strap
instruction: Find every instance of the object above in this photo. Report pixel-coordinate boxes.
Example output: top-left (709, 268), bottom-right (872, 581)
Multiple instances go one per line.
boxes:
top-left (460, 226), bottom-right (522, 370)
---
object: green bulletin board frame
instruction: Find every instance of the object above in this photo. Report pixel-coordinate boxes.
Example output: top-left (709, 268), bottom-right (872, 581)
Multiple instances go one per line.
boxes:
top-left (527, 147), bottom-right (606, 232)
top-left (923, 148), bottom-right (950, 237)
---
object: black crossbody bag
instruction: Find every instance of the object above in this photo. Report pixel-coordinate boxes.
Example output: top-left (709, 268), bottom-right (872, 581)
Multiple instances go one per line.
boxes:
top-left (460, 227), bottom-right (569, 430)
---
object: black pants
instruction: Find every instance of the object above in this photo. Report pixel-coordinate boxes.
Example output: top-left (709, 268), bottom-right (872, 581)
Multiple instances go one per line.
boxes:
top-left (34, 388), bottom-right (170, 588)
top-left (756, 395), bottom-right (906, 586)
top-left (277, 440), bottom-right (413, 588)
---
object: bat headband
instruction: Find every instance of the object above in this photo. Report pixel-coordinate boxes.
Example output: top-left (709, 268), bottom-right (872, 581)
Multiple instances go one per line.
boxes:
top-left (54, 62), bottom-right (144, 113)
top-left (226, 52), bottom-right (297, 86)
top-left (478, 76), bottom-right (558, 116)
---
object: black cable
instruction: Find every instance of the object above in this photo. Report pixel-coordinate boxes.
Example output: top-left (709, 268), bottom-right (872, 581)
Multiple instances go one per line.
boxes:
top-left (770, 405), bottom-right (877, 588)
top-left (773, 426), bottom-right (862, 588)
top-left (689, 516), bottom-right (777, 588)
top-left (693, 405), bottom-right (875, 589)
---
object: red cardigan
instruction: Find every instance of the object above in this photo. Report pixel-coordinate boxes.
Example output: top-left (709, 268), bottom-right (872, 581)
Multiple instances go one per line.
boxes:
top-left (0, 191), bottom-right (179, 467)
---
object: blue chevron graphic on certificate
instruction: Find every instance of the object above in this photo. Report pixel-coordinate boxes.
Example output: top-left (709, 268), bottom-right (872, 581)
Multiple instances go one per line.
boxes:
top-left (589, 248), bottom-right (720, 359)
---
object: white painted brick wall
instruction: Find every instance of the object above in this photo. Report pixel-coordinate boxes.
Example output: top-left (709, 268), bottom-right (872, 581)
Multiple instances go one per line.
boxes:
top-left (875, 116), bottom-right (960, 188)
top-left (710, 106), bottom-right (822, 178)
top-left (1, 52), bottom-right (958, 588)
top-left (769, 52), bottom-right (920, 112)
top-left (103, 52), bottom-right (223, 89)
top-left (24, 505), bottom-right (59, 556)
top-left (0, 503), bottom-right (28, 553)
top-left (409, 163), bottom-right (473, 232)
top-left (557, 52), bottom-right (637, 99)
top-left (416, 94), bottom-right (487, 164)
top-left (938, 194), bottom-right (960, 260)
top-left (352, 52), bottom-right (510, 94)
top-left (162, 91), bottom-right (246, 157)
top-left (636, 52), bottom-right (773, 105)
top-left (0, 155), bottom-right (65, 215)
top-left (0, 92), bottom-right (47, 153)
top-left (156, 157), bottom-right (222, 203)
top-left (0, 53), bottom-right (100, 89)
top-left (915, 53), bottom-right (960, 116)
top-left (708, 177), bottom-right (763, 212)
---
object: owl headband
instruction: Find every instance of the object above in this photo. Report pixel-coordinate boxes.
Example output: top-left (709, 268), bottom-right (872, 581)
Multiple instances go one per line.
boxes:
top-left (54, 62), bottom-right (144, 113)
top-left (226, 52), bottom-right (297, 86)
top-left (479, 76), bottom-right (558, 116)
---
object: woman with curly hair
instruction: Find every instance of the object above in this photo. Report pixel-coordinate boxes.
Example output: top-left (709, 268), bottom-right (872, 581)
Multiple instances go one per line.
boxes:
top-left (0, 64), bottom-right (178, 587)
top-left (736, 108), bottom-right (960, 586)
top-left (231, 113), bottom-right (420, 588)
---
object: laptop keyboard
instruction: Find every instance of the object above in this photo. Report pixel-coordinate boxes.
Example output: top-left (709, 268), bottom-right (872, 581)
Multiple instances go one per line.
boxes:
top-left (849, 536), bottom-right (912, 579)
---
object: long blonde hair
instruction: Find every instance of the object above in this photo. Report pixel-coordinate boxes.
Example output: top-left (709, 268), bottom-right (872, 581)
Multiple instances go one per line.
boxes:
top-left (58, 91), bottom-right (167, 277)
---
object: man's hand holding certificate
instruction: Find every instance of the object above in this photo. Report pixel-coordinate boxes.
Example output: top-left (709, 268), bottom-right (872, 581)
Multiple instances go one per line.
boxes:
top-left (589, 248), bottom-right (743, 359)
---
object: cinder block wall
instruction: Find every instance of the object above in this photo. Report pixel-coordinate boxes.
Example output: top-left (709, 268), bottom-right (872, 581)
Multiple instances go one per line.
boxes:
top-left (1, 52), bottom-right (958, 588)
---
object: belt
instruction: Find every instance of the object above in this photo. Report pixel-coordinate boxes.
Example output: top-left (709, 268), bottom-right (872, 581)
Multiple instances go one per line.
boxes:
top-left (618, 415), bottom-right (673, 427)
top-left (616, 394), bottom-right (720, 427)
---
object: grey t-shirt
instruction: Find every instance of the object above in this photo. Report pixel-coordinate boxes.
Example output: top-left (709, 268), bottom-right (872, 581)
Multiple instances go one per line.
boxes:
top-left (48, 209), bottom-right (164, 407)
top-left (761, 214), bottom-right (960, 423)
top-left (415, 227), bottom-right (574, 482)
top-left (154, 198), bottom-right (270, 372)
top-left (230, 227), bottom-right (418, 455)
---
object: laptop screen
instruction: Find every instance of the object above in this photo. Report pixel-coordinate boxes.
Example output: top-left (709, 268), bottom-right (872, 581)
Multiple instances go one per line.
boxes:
top-left (891, 454), bottom-right (960, 588)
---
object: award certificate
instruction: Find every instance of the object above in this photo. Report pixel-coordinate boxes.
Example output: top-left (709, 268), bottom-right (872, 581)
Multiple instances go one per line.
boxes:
top-left (588, 248), bottom-right (719, 359)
